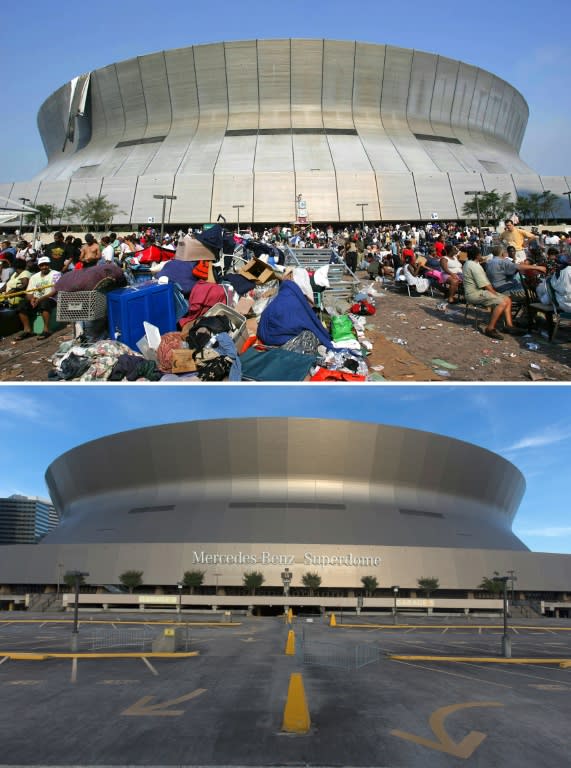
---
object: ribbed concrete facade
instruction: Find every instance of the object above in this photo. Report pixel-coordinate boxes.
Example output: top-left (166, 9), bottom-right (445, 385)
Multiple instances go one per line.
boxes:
top-left (3, 40), bottom-right (570, 224)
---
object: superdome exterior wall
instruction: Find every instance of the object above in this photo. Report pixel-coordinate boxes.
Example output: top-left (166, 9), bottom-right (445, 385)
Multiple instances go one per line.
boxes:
top-left (4, 39), bottom-right (570, 224)
top-left (44, 418), bottom-right (527, 552)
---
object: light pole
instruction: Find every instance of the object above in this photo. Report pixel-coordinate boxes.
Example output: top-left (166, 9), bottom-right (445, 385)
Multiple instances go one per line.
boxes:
top-left (68, 570), bottom-right (89, 652)
top-left (213, 572), bottom-right (221, 596)
top-left (356, 202), bottom-right (368, 230)
top-left (392, 585), bottom-right (399, 624)
top-left (177, 580), bottom-right (183, 621)
top-left (493, 575), bottom-right (511, 658)
top-left (153, 194), bottom-right (177, 242)
top-left (232, 204), bottom-right (245, 235)
top-left (506, 569), bottom-right (517, 606)
top-left (465, 191), bottom-right (483, 244)
top-left (564, 191), bottom-right (571, 221)
top-left (19, 197), bottom-right (31, 235)
top-left (56, 562), bottom-right (64, 597)
top-left (281, 567), bottom-right (293, 614)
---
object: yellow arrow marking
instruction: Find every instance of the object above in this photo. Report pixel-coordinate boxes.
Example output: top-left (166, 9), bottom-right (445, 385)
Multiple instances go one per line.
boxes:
top-left (121, 688), bottom-right (206, 716)
top-left (391, 701), bottom-right (504, 758)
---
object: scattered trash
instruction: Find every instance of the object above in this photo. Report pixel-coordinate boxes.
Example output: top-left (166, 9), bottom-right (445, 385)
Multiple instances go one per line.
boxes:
top-left (525, 343), bottom-right (539, 351)
top-left (434, 369), bottom-right (451, 377)
top-left (391, 338), bottom-right (408, 346)
top-left (436, 302), bottom-right (448, 311)
top-left (509, 352), bottom-right (517, 358)
top-left (371, 365), bottom-right (385, 372)
top-left (431, 358), bottom-right (458, 370)
top-left (530, 363), bottom-right (541, 370)
top-left (368, 372), bottom-right (385, 381)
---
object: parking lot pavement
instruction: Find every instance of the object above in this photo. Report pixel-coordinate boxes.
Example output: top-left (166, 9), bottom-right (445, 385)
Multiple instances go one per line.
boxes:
top-left (0, 616), bottom-right (570, 767)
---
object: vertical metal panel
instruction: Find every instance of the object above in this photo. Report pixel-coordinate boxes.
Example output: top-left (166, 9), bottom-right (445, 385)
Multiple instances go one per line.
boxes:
top-left (212, 174), bottom-right (254, 223)
top-left (481, 173), bottom-right (518, 200)
top-left (10, 181), bottom-right (42, 207)
top-left (353, 43), bottom-right (407, 172)
top-left (214, 136), bottom-right (256, 173)
top-left (34, 180), bottom-right (71, 219)
top-left (414, 173), bottom-right (457, 219)
top-left (171, 173), bottom-right (213, 224)
top-left (511, 174), bottom-right (545, 198)
top-left (131, 174), bottom-right (176, 223)
top-left (495, 84), bottom-right (515, 140)
top-left (418, 140), bottom-right (467, 173)
top-left (225, 41), bottom-right (259, 130)
top-left (258, 39), bottom-right (291, 129)
top-left (322, 40), bottom-right (355, 128)
top-left (377, 173), bottom-right (420, 220)
top-left (146, 46), bottom-right (199, 176)
top-left (381, 46), bottom-right (437, 172)
top-left (430, 56), bottom-right (459, 136)
top-left (468, 69), bottom-right (492, 135)
top-left (138, 52), bottom-right (172, 137)
top-left (97, 65), bottom-right (126, 138)
top-left (294, 171), bottom-right (339, 222)
top-left (336, 172), bottom-right (380, 221)
top-left (291, 39), bottom-right (323, 128)
top-left (254, 172), bottom-right (295, 222)
top-left (37, 83), bottom-right (70, 162)
top-left (406, 51), bottom-right (437, 135)
top-left (99, 176), bottom-right (138, 224)
top-left (254, 135), bottom-right (293, 172)
top-left (483, 76), bottom-right (505, 135)
top-left (292, 134), bottom-right (334, 171)
top-left (451, 63), bottom-right (477, 135)
top-left (328, 135), bottom-right (371, 172)
top-left (448, 172), bottom-right (484, 215)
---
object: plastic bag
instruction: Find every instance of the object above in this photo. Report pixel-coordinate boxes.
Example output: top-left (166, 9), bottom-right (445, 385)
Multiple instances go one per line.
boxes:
top-left (330, 314), bottom-right (355, 342)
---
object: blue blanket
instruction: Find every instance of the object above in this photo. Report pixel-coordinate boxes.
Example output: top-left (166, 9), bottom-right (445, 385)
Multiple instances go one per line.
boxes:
top-left (257, 280), bottom-right (333, 348)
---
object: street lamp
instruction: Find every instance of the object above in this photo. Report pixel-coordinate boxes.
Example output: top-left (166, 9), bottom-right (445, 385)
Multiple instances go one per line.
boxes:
top-left (19, 197), bottom-right (31, 235)
top-left (281, 567), bottom-right (293, 614)
top-left (68, 570), bottom-right (89, 652)
top-left (493, 575), bottom-right (511, 658)
top-left (177, 580), bottom-right (183, 621)
top-left (563, 191), bottom-right (571, 217)
top-left (153, 194), bottom-right (177, 242)
top-left (232, 204), bottom-right (245, 235)
top-left (56, 562), bottom-right (64, 597)
top-left (506, 569), bottom-right (517, 606)
top-left (356, 202), bottom-right (368, 230)
top-left (392, 585), bottom-right (399, 623)
top-left (465, 191), bottom-right (483, 244)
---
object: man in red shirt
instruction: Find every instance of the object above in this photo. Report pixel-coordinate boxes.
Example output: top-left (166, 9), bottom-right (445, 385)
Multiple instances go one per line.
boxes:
top-left (434, 234), bottom-right (446, 258)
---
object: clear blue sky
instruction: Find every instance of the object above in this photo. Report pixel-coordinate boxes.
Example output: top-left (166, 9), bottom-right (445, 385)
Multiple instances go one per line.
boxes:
top-left (0, 384), bottom-right (569, 555)
top-left (0, 0), bottom-right (570, 183)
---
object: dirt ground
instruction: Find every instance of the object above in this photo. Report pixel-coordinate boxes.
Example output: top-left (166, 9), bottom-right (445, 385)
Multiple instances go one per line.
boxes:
top-left (0, 273), bottom-right (569, 382)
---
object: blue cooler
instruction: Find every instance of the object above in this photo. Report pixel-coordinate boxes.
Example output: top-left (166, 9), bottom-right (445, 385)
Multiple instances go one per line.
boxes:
top-left (107, 282), bottom-right (177, 350)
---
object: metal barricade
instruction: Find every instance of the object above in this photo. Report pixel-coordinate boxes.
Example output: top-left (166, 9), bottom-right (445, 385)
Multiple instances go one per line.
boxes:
top-left (89, 625), bottom-right (156, 652)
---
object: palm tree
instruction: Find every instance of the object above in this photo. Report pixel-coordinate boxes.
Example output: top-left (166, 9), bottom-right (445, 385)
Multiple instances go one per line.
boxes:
top-left (361, 575), bottom-right (379, 596)
top-left (478, 571), bottom-right (503, 594)
top-left (301, 571), bottom-right (322, 596)
top-left (119, 570), bottom-right (144, 594)
top-left (63, 571), bottom-right (86, 591)
top-left (182, 570), bottom-right (205, 595)
top-left (417, 576), bottom-right (440, 597)
top-left (242, 571), bottom-right (265, 595)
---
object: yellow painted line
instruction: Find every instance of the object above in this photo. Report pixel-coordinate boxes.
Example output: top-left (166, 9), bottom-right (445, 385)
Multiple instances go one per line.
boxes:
top-left (0, 651), bottom-right (199, 660)
top-left (0, 619), bottom-right (239, 626)
top-left (336, 623), bottom-right (571, 630)
top-left (389, 655), bottom-right (571, 665)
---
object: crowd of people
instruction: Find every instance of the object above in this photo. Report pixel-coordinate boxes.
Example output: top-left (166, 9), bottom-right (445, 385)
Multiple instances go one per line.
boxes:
top-left (0, 218), bottom-right (570, 347)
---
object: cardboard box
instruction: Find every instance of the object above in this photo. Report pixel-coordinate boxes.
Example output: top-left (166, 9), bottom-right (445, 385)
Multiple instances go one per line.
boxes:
top-left (171, 349), bottom-right (198, 373)
top-left (239, 258), bottom-right (276, 284)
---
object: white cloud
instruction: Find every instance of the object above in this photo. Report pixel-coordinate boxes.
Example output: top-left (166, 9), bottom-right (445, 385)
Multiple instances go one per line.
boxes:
top-left (519, 527), bottom-right (571, 538)
top-left (0, 392), bottom-right (43, 420)
top-left (502, 426), bottom-right (571, 453)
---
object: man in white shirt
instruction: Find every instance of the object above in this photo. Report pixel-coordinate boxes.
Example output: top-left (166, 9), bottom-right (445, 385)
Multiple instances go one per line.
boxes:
top-left (17, 256), bottom-right (60, 340)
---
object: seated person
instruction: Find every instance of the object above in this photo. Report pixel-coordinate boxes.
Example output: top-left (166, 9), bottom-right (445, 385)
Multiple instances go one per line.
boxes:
top-left (17, 257), bottom-right (60, 340)
top-left (485, 246), bottom-right (546, 298)
top-left (439, 245), bottom-right (463, 303)
top-left (462, 246), bottom-right (524, 340)
top-left (4, 258), bottom-right (31, 307)
top-left (365, 254), bottom-right (381, 280)
top-left (547, 255), bottom-right (571, 312)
